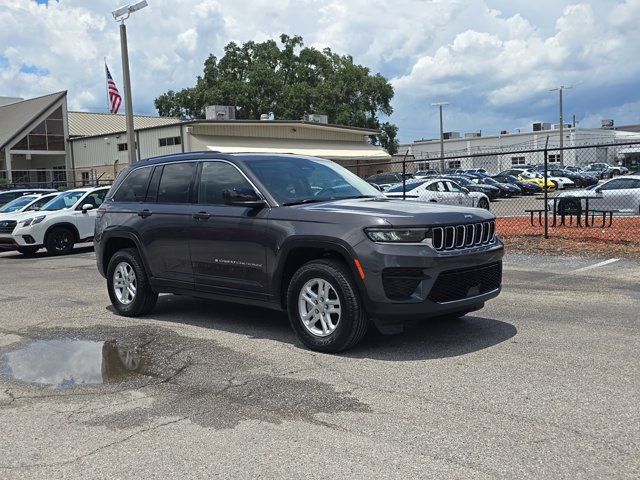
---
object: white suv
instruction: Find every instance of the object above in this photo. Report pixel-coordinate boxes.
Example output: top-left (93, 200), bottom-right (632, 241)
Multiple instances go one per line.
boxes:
top-left (0, 187), bottom-right (110, 255)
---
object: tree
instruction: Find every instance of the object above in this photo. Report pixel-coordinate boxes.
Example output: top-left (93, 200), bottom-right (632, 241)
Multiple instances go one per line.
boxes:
top-left (155, 34), bottom-right (398, 154)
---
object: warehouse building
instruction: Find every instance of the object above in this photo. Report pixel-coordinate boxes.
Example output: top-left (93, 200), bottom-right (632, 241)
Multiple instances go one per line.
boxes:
top-left (401, 123), bottom-right (640, 174)
top-left (1, 91), bottom-right (389, 186)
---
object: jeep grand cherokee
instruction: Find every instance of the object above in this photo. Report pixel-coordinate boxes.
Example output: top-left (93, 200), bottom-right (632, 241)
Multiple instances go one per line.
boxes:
top-left (95, 153), bottom-right (504, 352)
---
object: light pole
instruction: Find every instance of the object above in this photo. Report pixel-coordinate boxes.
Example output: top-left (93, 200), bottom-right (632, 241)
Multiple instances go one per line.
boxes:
top-left (432, 102), bottom-right (449, 173)
top-left (550, 85), bottom-right (572, 167)
top-left (112, 1), bottom-right (148, 164)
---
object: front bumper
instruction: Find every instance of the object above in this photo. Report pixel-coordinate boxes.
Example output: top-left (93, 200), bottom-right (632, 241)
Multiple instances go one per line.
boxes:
top-left (354, 238), bottom-right (504, 333)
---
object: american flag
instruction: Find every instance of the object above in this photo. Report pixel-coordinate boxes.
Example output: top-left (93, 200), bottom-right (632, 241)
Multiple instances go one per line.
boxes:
top-left (105, 63), bottom-right (122, 114)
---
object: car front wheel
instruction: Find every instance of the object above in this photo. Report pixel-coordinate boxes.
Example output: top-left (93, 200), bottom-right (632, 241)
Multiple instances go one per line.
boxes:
top-left (45, 227), bottom-right (75, 255)
top-left (107, 248), bottom-right (157, 317)
top-left (477, 198), bottom-right (490, 210)
top-left (287, 259), bottom-right (369, 352)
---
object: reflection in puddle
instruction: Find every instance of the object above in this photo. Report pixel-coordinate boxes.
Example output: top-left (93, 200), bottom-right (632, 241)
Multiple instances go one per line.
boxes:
top-left (2, 339), bottom-right (150, 388)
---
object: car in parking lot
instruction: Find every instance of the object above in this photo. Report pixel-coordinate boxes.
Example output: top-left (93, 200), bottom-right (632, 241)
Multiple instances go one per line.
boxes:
top-left (585, 163), bottom-right (628, 176)
top-left (554, 175), bottom-right (640, 214)
top-left (440, 175), bottom-right (500, 200)
top-left (0, 186), bottom-right (109, 255)
top-left (95, 153), bottom-right (503, 352)
top-left (0, 192), bottom-right (59, 217)
top-left (385, 178), bottom-right (491, 209)
top-left (499, 169), bottom-right (557, 190)
top-left (470, 176), bottom-right (522, 197)
top-left (0, 188), bottom-right (56, 207)
top-left (492, 174), bottom-right (541, 195)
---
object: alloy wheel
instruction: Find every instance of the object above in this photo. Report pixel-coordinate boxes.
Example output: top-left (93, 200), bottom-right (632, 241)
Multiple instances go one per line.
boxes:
top-left (113, 261), bottom-right (137, 305)
top-left (298, 278), bottom-right (341, 337)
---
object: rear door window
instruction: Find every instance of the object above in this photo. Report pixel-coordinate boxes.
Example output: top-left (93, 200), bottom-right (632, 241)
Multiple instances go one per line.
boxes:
top-left (157, 162), bottom-right (196, 204)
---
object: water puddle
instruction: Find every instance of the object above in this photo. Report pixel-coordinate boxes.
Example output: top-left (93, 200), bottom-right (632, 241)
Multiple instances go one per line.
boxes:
top-left (2, 339), bottom-right (151, 388)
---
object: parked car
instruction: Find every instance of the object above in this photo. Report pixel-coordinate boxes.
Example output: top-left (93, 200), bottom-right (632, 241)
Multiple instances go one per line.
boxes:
top-left (95, 153), bottom-right (503, 352)
top-left (499, 169), bottom-right (557, 190)
top-left (533, 166), bottom-right (597, 188)
top-left (554, 175), bottom-right (640, 214)
top-left (0, 192), bottom-right (59, 217)
top-left (443, 168), bottom-right (465, 174)
top-left (518, 168), bottom-right (575, 189)
top-left (414, 170), bottom-right (438, 178)
top-left (441, 175), bottom-right (500, 201)
top-left (492, 174), bottom-right (541, 195)
top-left (585, 163), bottom-right (628, 176)
top-left (472, 176), bottom-right (522, 197)
top-left (366, 172), bottom-right (403, 186)
top-left (0, 188), bottom-right (56, 207)
top-left (0, 187), bottom-right (110, 255)
top-left (464, 169), bottom-right (487, 174)
top-left (385, 178), bottom-right (491, 210)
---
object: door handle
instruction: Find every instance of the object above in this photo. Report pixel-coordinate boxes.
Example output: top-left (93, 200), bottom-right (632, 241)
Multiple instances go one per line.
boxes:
top-left (192, 212), bottom-right (211, 221)
top-left (137, 209), bottom-right (152, 218)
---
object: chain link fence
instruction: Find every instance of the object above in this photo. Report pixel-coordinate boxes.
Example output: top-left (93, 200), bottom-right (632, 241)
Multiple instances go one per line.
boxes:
top-left (344, 141), bottom-right (640, 248)
top-left (0, 168), bottom-right (115, 190)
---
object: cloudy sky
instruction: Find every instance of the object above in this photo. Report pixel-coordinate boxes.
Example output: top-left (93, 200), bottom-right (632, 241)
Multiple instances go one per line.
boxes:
top-left (1, 0), bottom-right (639, 142)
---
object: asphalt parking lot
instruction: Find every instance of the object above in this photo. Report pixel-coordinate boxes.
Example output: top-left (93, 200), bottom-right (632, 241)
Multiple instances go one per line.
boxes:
top-left (0, 247), bottom-right (639, 479)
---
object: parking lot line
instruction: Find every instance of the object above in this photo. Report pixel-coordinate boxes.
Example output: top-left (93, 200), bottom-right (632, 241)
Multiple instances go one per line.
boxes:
top-left (570, 258), bottom-right (620, 273)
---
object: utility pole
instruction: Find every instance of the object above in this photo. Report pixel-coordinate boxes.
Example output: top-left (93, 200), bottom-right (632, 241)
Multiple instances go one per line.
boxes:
top-left (550, 85), bottom-right (573, 167)
top-left (431, 102), bottom-right (449, 173)
top-left (113, 1), bottom-right (148, 164)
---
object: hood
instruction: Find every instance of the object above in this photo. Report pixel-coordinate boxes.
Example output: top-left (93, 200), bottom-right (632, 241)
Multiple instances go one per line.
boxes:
top-left (288, 197), bottom-right (494, 227)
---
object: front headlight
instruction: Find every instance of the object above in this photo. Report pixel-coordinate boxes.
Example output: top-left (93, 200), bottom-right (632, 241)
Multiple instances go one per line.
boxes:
top-left (20, 215), bottom-right (45, 227)
top-left (365, 228), bottom-right (431, 243)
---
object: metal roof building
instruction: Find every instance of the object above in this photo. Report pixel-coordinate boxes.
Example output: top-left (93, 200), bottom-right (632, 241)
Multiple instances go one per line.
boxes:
top-left (1, 91), bottom-right (390, 186)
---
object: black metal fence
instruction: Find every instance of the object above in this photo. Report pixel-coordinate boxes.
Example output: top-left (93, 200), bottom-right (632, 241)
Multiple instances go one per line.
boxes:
top-left (344, 141), bottom-right (640, 246)
top-left (0, 168), bottom-right (114, 191)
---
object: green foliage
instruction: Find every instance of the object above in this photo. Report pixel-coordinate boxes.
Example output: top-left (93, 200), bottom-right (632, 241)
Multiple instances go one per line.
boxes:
top-left (155, 34), bottom-right (398, 153)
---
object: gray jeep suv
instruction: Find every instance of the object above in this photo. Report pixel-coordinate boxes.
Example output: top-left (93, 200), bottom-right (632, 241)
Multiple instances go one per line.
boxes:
top-left (95, 153), bottom-right (503, 352)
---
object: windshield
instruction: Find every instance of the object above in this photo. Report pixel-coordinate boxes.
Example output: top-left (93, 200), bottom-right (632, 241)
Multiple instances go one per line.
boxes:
top-left (242, 156), bottom-right (382, 205)
top-left (448, 177), bottom-right (470, 186)
top-left (504, 175), bottom-right (519, 182)
top-left (483, 178), bottom-right (500, 185)
top-left (40, 191), bottom-right (86, 211)
top-left (0, 195), bottom-right (37, 213)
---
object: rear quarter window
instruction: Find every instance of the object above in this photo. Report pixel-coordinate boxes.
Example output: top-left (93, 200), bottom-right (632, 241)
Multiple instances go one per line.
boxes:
top-left (112, 167), bottom-right (153, 202)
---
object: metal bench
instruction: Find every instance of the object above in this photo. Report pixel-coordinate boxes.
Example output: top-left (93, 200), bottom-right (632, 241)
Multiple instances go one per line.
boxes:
top-left (525, 209), bottom-right (546, 226)
top-left (588, 210), bottom-right (617, 228)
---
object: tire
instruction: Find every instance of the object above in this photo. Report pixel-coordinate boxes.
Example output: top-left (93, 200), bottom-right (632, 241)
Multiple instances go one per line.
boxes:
top-left (17, 246), bottom-right (39, 256)
top-left (106, 248), bottom-right (157, 317)
top-left (45, 227), bottom-right (75, 255)
top-left (287, 258), bottom-right (368, 353)
top-left (477, 198), bottom-right (490, 210)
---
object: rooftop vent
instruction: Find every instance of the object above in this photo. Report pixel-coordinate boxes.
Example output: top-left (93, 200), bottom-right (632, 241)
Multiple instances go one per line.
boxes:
top-left (532, 122), bottom-right (552, 132)
top-left (205, 105), bottom-right (236, 121)
top-left (443, 131), bottom-right (460, 140)
top-left (464, 132), bottom-right (481, 138)
top-left (601, 119), bottom-right (614, 129)
top-left (303, 114), bottom-right (328, 124)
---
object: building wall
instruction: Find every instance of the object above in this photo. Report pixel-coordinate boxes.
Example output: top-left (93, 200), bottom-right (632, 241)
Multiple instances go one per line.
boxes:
top-left (190, 123), bottom-right (366, 143)
top-left (403, 129), bottom-right (640, 174)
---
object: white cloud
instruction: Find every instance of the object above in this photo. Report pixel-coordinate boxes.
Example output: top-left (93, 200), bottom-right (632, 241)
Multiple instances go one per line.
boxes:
top-left (0, 0), bottom-right (638, 141)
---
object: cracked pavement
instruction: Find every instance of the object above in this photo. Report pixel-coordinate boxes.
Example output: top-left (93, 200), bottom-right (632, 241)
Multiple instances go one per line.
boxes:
top-left (0, 247), bottom-right (639, 479)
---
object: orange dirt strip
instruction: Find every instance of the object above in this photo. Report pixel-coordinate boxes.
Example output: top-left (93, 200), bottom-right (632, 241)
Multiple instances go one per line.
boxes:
top-left (497, 216), bottom-right (640, 244)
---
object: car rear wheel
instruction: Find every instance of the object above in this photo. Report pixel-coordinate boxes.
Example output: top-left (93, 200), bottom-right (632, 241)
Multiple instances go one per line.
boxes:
top-left (45, 227), bottom-right (75, 255)
top-left (107, 248), bottom-right (157, 317)
top-left (287, 258), bottom-right (368, 352)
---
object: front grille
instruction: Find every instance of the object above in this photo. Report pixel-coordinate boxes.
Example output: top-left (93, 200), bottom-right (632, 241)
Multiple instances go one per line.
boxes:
top-left (428, 262), bottom-right (502, 303)
top-left (0, 220), bottom-right (17, 234)
top-left (431, 220), bottom-right (496, 252)
top-left (382, 268), bottom-right (426, 300)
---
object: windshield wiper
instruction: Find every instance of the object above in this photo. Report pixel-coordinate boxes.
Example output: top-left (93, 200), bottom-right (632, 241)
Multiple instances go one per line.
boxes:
top-left (282, 195), bottom-right (378, 206)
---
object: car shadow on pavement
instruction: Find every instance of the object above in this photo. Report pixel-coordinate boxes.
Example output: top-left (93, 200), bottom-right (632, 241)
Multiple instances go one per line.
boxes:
top-left (0, 245), bottom-right (94, 259)
top-left (128, 295), bottom-right (517, 362)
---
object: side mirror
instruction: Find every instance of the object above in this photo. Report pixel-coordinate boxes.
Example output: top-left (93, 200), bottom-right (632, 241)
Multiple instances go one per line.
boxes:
top-left (222, 188), bottom-right (265, 208)
top-left (594, 187), bottom-right (602, 194)
top-left (81, 204), bottom-right (94, 213)
top-left (461, 187), bottom-right (470, 194)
